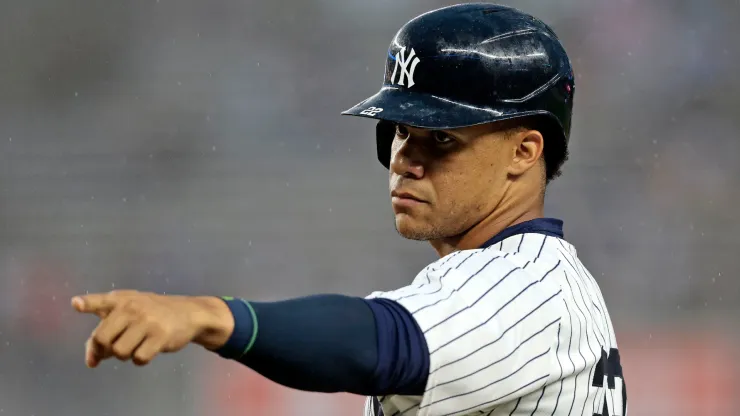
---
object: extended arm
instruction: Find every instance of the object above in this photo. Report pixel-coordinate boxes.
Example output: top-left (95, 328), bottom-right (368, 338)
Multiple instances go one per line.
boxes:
top-left (211, 294), bottom-right (429, 396)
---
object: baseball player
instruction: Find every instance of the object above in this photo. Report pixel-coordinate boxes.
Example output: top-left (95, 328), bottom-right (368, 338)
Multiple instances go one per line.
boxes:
top-left (72, 4), bottom-right (626, 416)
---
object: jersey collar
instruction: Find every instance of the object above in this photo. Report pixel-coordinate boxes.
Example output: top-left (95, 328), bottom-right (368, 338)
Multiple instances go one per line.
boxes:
top-left (478, 217), bottom-right (564, 249)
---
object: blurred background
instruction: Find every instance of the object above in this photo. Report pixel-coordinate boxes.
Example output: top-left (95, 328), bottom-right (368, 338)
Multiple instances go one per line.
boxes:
top-left (0, 0), bottom-right (738, 414)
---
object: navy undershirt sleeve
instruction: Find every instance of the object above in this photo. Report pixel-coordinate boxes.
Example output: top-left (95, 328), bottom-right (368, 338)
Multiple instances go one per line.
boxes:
top-left (365, 297), bottom-right (430, 395)
top-left (214, 294), bottom-right (429, 396)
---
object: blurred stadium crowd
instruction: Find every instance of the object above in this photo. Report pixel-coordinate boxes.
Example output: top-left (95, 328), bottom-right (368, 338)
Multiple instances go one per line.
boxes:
top-left (0, 0), bottom-right (738, 414)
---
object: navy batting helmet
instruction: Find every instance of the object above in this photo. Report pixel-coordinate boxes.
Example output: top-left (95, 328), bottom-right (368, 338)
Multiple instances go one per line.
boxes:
top-left (342, 3), bottom-right (575, 180)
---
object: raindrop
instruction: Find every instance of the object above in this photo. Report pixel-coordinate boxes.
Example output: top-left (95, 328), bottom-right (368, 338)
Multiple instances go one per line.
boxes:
top-left (652, 139), bottom-right (658, 145)
top-left (74, 92), bottom-right (79, 97)
top-left (248, 240), bottom-right (252, 247)
top-left (177, 81), bottom-right (182, 86)
top-left (122, 197), bottom-right (127, 202)
top-left (112, 283), bottom-right (116, 288)
top-left (212, 146), bottom-right (216, 151)
top-left (328, 208), bottom-right (333, 213)
top-left (316, 144), bottom-right (321, 150)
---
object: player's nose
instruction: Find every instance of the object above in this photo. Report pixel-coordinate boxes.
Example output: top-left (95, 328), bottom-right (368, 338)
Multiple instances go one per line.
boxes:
top-left (390, 137), bottom-right (425, 179)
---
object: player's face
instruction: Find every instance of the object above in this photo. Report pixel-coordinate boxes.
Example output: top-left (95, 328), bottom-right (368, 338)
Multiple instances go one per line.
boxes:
top-left (388, 123), bottom-right (516, 241)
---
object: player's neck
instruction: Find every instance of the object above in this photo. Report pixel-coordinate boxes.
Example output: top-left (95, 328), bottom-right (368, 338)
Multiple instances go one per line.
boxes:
top-left (430, 192), bottom-right (544, 258)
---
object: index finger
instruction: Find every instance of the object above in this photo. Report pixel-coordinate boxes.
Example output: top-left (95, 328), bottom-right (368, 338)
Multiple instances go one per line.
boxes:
top-left (71, 293), bottom-right (118, 316)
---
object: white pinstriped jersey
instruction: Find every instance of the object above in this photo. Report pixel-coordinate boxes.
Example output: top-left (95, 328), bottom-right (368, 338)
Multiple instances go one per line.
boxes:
top-left (364, 232), bottom-right (626, 416)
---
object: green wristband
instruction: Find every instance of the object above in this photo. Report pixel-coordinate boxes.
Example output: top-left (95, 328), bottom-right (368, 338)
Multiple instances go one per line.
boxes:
top-left (221, 296), bottom-right (259, 358)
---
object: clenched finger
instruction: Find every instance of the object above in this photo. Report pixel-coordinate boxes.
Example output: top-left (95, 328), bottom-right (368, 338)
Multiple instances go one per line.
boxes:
top-left (85, 337), bottom-right (111, 368)
top-left (92, 308), bottom-right (132, 349)
top-left (111, 323), bottom-right (148, 361)
top-left (132, 335), bottom-right (166, 366)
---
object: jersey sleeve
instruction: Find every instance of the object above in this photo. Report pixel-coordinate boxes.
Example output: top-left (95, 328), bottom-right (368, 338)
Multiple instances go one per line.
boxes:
top-left (367, 254), bottom-right (564, 415)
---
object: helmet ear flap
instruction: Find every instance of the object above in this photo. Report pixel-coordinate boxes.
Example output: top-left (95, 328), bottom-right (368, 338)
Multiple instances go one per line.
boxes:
top-left (376, 121), bottom-right (395, 169)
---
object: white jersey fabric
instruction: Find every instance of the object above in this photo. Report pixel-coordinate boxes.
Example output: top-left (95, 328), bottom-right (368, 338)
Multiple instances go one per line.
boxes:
top-left (364, 230), bottom-right (626, 416)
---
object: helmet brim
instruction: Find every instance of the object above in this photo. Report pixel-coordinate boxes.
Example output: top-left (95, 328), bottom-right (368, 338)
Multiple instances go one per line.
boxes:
top-left (341, 86), bottom-right (540, 130)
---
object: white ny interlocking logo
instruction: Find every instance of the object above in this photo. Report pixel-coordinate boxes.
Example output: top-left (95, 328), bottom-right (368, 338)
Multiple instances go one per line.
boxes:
top-left (390, 46), bottom-right (421, 88)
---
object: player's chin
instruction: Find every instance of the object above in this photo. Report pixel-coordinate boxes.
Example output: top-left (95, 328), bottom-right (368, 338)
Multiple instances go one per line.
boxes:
top-left (394, 214), bottom-right (438, 241)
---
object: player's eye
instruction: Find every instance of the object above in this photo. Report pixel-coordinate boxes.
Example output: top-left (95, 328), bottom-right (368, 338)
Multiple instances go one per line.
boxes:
top-left (395, 124), bottom-right (409, 138)
top-left (431, 131), bottom-right (454, 145)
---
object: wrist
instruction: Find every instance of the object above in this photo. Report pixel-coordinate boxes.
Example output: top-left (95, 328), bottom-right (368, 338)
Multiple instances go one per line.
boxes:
top-left (192, 296), bottom-right (235, 351)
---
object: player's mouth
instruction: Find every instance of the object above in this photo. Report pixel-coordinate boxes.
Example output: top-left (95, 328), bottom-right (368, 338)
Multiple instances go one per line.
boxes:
top-left (391, 190), bottom-right (428, 208)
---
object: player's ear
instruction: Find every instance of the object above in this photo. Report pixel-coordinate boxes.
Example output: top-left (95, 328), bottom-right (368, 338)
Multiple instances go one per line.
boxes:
top-left (507, 129), bottom-right (544, 177)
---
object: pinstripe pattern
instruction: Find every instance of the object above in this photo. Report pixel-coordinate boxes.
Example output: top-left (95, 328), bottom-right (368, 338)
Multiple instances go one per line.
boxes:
top-left (364, 232), bottom-right (623, 416)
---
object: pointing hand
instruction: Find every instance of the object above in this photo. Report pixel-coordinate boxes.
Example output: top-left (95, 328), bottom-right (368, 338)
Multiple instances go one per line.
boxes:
top-left (72, 290), bottom-right (234, 367)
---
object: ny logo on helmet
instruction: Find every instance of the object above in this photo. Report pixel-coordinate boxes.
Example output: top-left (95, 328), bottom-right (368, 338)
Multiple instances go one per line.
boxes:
top-left (390, 47), bottom-right (421, 88)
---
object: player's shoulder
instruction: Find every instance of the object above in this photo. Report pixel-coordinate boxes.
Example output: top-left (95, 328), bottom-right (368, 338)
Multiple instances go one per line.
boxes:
top-left (366, 233), bottom-right (578, 310)
top-left (424, 233), bottom-right (570, 283)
